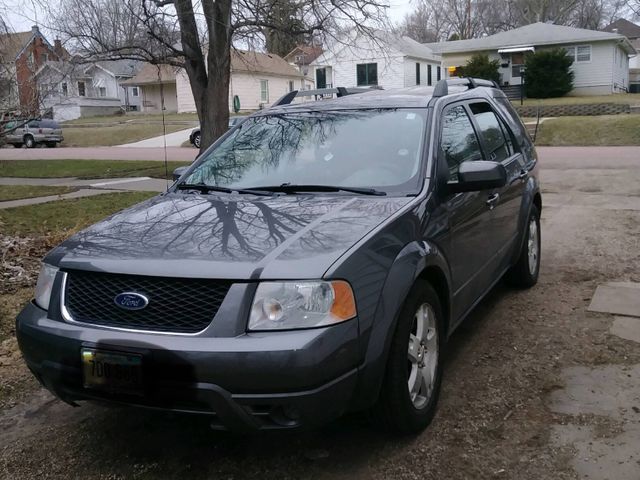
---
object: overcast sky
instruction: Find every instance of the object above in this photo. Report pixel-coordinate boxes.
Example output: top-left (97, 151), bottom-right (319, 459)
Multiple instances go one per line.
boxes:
top-left (3, 0), bottom-right (413, 34)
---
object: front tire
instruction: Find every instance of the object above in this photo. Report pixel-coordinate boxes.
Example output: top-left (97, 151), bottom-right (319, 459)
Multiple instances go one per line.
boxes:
top-left (372, 280), bottom-right (444, 434)
top-left (505, 205), bottom-right (541, 288)
top-left (24, 135), bottom-right (35, 148)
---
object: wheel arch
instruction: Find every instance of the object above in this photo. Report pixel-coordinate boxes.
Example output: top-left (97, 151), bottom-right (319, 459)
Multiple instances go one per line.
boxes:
top-left (349, 239), bottom-right (452, 411)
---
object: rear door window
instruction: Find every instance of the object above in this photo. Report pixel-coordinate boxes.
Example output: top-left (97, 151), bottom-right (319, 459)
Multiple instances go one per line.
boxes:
top-left (440, 105), bottom-right (483, 181)
top-left (469, 102), bottom-right (511, 162)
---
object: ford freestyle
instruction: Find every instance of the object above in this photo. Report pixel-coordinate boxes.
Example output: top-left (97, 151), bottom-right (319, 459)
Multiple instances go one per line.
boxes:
top-left (16, 78), bottom-right (541, 433)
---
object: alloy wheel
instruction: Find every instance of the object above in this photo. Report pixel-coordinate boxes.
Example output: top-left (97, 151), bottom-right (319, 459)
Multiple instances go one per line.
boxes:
top-left (527, 218), bottom-right (539, 275)
top-left (407, 303), bottom-right (439, 409)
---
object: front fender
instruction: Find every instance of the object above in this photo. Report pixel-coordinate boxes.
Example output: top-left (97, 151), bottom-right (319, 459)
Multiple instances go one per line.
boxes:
top-left (511, 170), bottom-right (541, 264)
top-left (349, 239), bottom-right (451, 411)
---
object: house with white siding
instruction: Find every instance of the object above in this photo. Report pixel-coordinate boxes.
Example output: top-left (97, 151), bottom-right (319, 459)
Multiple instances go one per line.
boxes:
top-left (424, 22), bottom-right (637, 95)
top-left (311, 31), bottom-right (442, 90)
top-left (176, 50), bottom-right (310, 113)
top-left (121, 64), bottom-right (177, 114)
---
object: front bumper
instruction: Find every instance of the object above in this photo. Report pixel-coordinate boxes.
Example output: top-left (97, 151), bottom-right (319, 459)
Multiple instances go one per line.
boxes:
top-left (17, 300), bottom-right (360, 431)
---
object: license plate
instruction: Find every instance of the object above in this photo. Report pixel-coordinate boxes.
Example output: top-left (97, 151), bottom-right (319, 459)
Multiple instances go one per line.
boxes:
top-left (81, 348), bottom-right (143, 395)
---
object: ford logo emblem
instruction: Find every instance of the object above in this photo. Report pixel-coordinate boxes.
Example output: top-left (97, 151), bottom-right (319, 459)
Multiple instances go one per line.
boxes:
top-left (114, 292), bottom-right (149, 311)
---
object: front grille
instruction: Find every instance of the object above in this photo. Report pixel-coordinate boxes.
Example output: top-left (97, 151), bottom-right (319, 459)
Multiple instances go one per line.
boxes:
top-left (64, 270), bottom-right (231, 334)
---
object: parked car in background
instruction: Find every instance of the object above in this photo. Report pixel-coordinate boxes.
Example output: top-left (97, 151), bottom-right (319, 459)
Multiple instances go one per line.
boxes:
top-left (17, 79), bottom-right (541, 433)
top-left (189, 116), bottom-right (247, 148)
top-left (4, 119), bottom-right (64, 148)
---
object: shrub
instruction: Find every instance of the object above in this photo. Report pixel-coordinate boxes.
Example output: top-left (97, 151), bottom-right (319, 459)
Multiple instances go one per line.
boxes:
top-left (524, 48), bottom-right (574, 98)
top-left (457, 53), bottom-right (500, 83)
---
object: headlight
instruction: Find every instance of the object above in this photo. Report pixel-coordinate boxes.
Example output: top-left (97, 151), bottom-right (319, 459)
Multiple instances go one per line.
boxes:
top-left (34, 263), bottom-right (59, 310)
top-left (248, 280), bottom-right (357, 331)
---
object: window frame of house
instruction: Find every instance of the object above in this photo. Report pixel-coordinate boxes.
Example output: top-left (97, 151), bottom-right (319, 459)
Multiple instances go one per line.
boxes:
top-left (288, 80), bottom-right (295, 92)
top-left (260, 79), bottom-right (269, 103)
top-left (427, 65), bottom-right (432, 86)
top-left (437, 66), bottom-right (442, 82)
top-left (61, 82), bottom-right (68, 97)
top-left (132, 87), bottom-right (139, 97)
top-left (77, 81), bottom-right (86, 97)
top-left (356, 63), bottom-right (378, 86)
top-left (98, 86), bottom-right (107, 97)
top-left (415, 62), bottom-right (421, 85)
top-left (565, 44), bottom-right (591, 63)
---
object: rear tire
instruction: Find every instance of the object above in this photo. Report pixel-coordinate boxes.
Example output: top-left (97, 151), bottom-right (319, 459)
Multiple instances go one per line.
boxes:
top-left (505, 205), bottom-right (541, 288)
top-left (372, 280), bottom-right (444, 434)
top-left (24, 135), bottom-right (35, 148)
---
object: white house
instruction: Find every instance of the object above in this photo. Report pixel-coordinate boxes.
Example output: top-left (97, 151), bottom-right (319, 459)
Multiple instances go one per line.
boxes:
top-left (176, 50), bottom-right (310, 113)
top-left (121, 64), bottom-right (177, 113)
top-left (425, 22), bottom-right (637, 95)
top-left (311, 31), bottom-right (442, 90)
top-left (603, 19), bottom-right (640, 93)
top-left (85, 60), bottom-right (143, 111)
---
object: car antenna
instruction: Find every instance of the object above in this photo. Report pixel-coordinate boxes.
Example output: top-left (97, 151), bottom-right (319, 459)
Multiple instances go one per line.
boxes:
top-left (157, 63), bottom-right (169, 191)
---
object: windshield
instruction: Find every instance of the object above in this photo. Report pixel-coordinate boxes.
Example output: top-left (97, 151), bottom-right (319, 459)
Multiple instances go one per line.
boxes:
top-left (182, 109), bottom-right (427, 195)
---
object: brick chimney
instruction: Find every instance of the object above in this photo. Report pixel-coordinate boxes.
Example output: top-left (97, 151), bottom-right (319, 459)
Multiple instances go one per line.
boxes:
top-left (54, 38), bottom-right (64, 59)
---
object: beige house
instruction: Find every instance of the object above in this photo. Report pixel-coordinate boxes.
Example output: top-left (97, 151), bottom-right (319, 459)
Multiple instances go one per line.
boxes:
top-left (121, 64), bottom-right (178, 113)
top-left (176, 50), bottom-right (311, 113)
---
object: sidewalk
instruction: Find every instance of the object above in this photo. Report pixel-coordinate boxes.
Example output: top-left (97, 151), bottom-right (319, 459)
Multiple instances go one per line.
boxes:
top-left (116, 128), bottom-right (194, 148)
top-left (0, 176), bottom-right (169, 209)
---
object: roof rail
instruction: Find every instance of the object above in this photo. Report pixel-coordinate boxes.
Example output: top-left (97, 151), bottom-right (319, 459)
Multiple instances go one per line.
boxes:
top-left (272, 86), bottom-right (381, 107)
top-left (432, 77), bottom-right (500, 98)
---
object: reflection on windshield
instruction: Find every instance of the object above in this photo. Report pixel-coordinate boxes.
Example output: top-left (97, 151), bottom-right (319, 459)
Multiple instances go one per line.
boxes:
top-left (183, 109), bottom-right (427, 194)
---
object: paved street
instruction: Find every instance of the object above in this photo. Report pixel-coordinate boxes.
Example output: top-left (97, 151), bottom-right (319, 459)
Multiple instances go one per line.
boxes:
top-left (1, 146), bottom-right (639, 479)
top-left (0, 145), bottom-right (638, 165)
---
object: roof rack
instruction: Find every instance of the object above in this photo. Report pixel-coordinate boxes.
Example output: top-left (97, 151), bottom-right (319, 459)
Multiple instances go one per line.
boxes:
top-left (272, 86), bottom-right (382, 107)
top-left (432, 77), bottom-right (500, 98)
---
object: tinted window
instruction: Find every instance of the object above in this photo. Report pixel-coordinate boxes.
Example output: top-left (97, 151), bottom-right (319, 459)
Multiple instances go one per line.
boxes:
top-left (469, 102), bottom-right (511, 162)
top-left (27, 121), bottom-right (39, 128)
top-left (40, 120), bottom-right (59, 128)
top-left (357, 63), bottom-right (378, 86)
top-left (440, 105), bottom-right (482, 181)
top-left (184, 110), bottom-right (427, 194)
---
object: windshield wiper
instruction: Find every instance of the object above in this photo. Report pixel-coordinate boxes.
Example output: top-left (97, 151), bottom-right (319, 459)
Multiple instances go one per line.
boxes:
top-left (176, 183), bottom-right (274, 196)
top-left (245, 184), bottom-right (387, 196)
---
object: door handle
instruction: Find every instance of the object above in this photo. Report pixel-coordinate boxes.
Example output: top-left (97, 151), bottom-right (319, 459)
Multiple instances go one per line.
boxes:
top-left (486, 193), bottom-right (500, 210)
top-left (518, 169), bottom-right (529, 181)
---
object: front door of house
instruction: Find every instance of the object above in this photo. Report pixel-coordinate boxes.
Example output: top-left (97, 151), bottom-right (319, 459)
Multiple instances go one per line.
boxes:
top-left (316, 68), bottom-right (326, 89)
top-left (509, 52), bottom-right (525, 86)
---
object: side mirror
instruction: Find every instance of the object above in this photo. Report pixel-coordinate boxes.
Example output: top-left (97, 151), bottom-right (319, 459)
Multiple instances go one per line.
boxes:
top-left (449, 160), bottom-right (507, 193)
top-left (172, 166), bottom-right (189, 182)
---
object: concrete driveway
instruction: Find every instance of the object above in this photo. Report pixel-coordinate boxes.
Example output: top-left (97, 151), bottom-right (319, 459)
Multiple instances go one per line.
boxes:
top-left (115, 128), bottom-right (195, 148)
top-left (1, 145), bottom-right (640, 479)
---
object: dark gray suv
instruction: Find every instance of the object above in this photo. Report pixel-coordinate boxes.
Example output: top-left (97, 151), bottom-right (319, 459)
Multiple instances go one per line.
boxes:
top-left (17, 78), bottom-right (541, 433)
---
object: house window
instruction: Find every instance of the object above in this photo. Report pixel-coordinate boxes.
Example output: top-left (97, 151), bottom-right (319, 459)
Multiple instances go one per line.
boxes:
top-left (576, 45), bottom-right (591, 62)
top-left (289, 80), bottom-right (294, 92)
top-left (565, 45), bottom-right (591, 63)
top-left (416, 62), bottom-right (421, 85)
top-left (511, 52), bottom-right (526, 77)
top-left (77, 81), bottom-right (86, 97)
top-left (427, 65), bottom-right (432, 86)
top-left (99, 87), bottom-right (106, 97)
top-left (437, 66), bottom-right (441, 81)
top-left (41, 53), bottom-right (48, 63)
top-left (132, 87), bottom-right (139, 97)
top-left (260, 79), bottom-right (269, 102)
top-left (356, 63), bottom-right (378, 86)
top-left (61, 82), bottom-right (68, 96)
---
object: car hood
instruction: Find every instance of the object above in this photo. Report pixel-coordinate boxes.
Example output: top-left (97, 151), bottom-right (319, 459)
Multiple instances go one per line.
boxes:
top-left (47, 193), bottom-right (413, 279)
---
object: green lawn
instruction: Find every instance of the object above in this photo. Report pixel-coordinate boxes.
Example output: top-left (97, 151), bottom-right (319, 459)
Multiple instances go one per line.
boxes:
top-left (62, 112), bottom-right (200, 125)
top-left (0, 185), bottom-right (76, 202)
top-left (514, 93), bottom-right (640, 107)
top-left (0, 191), bottom-right (155, 236)
top-left (535, 115), bottom-right (640, 146)
top-left (61, 124), bottom-right (189, 147)
top-left (0, 160), bottom-right (190, 179)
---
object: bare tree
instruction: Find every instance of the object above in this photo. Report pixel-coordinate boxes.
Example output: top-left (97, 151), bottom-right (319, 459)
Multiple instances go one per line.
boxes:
top-left (41, 0), bottom-right (389, 151)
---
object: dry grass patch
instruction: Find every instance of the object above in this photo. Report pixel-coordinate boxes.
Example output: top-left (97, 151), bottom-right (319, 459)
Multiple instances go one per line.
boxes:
top-left (0, 185), bottom-right (76, 202)
top-left (535, 115), bottom-right (640, 146)
top-left (61, 124), bottom-right (187, 147)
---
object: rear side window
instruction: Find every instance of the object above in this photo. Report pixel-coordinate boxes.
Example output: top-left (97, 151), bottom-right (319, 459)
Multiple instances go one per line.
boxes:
top-left (469, 102), bottom-right (511, 162)
top-left (27, 121), bottom-right (39, 128)
top-left (440, 105), bottom-right (482, 181)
